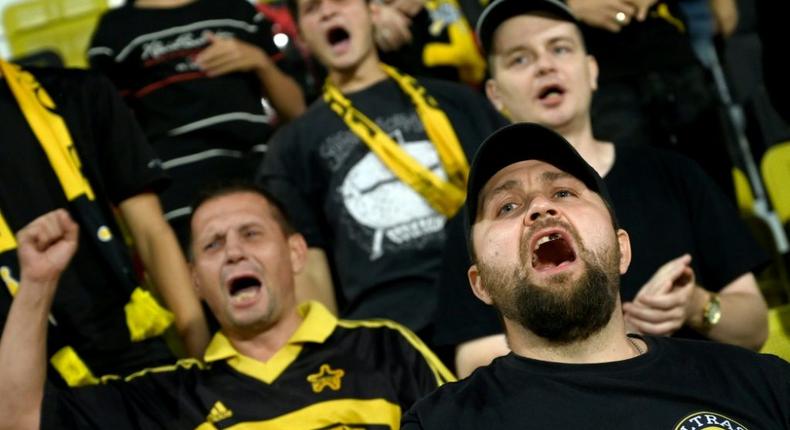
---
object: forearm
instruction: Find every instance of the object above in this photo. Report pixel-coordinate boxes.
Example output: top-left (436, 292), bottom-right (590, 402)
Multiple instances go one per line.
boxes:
top-left (687, 275), bottom-right (768, 350)
top-left (120, 195), bottom-right (210, 357)
top-left (137, 223), bottom-right (211, 356)
top-left (254, 60), bottom-right (306, 121)
top-left (0, 278), bottom-right (55, 430)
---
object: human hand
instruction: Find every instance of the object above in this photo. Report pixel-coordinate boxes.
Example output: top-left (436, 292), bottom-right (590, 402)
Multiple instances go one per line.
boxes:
top-left (622, 254), bottom-right (696, 336)
top-left (566, 0), bottom-right (654, 32)
top-left (388, 0), bottom-right (426, 17)
top-left (370, 2), bottom-right (413, 52)
top-left (194, 32), bottom-right (272, 77)
top-left (17, 209), bottom-right (79, 287)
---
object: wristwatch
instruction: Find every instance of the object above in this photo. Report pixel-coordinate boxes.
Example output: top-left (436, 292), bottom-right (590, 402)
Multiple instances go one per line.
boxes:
top-left (702, 292), bottom-right (722, 329)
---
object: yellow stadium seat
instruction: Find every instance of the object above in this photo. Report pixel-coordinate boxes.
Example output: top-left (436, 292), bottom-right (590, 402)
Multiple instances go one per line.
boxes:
top-left (761, 141), bottom-right (790, 224)
top-left (732, 167), bottom-right (756, 216)
top-left (760, 304), bottom-right (790, 362)
top-left (2, 0), bottom-right (108, 68)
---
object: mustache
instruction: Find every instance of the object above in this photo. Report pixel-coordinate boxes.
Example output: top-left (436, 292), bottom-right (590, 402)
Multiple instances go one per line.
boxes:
top-left (519, 218), bottom-right (584, 264)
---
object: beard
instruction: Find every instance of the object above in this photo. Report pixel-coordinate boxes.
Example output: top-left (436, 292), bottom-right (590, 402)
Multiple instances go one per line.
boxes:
top-left (478, 222), bottom-right (621, 344)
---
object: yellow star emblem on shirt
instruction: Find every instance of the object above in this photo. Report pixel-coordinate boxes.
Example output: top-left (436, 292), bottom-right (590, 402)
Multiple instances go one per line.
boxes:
top-left (307, 364), bottom-right (345, 393)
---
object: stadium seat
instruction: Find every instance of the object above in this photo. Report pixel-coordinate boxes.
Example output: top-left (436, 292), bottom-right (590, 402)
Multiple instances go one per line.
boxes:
top-left (2, 0), bottom-right (108, 68)
top-left (761, 141), bottom-right (790, 225)
top-left (760, 304), bottom-right (790, 362)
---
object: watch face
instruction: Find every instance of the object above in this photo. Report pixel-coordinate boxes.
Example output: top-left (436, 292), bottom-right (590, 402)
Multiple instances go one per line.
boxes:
top-left (705, 296), bottom-right (722, 326)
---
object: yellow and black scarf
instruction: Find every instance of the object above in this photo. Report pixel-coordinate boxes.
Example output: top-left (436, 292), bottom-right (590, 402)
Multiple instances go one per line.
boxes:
top-left (0, 60), bottom-right (173, 386)
top-left (323, 64), bottom-right (469, 218)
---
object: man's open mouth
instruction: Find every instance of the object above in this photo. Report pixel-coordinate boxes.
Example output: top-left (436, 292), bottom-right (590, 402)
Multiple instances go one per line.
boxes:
top-left (327, 26), bottom-right (350, 47)
top-left (532, 232), bottom-right (576, 270)
top-left (538, 84), bottom-right (565, 100)
top-left (227, 275), bottom-right (262, 302)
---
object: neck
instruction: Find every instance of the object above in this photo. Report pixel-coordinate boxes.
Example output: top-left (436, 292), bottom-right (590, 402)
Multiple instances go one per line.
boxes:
top-left (225, 308), bottom-right (303, 363)
top-left (505, 305), bottom-right (643, 364)
top-left (555, 117), bottom-right (615, 177)
top-left (328, 53), bottom-right (387, 93)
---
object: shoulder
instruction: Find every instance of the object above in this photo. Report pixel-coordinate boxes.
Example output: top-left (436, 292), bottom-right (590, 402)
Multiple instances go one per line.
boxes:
top-left (652, 336), bottom-right (788, 373)
top-left (419, 77), bottom-right (487, 104)
top-left (406, 359), bottom-right (499, 415)
top-left (335, 318), bottom-right (426, 351)
top-left (28, 68), bottom-right (117, 104)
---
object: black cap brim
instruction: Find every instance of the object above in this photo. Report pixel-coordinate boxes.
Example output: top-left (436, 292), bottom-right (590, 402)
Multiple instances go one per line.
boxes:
top-left (476, 0), bottom-right (578, 55)
top-left (466, 123), bottom-right (615, 232)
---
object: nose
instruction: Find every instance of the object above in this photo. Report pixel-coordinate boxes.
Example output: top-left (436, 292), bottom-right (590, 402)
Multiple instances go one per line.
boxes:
top-left (535, 52), bottom-right (556, 76)
top-left (224, 234), bottom-right (245, 264)
top-left (525, 195), bottom-right (558, 224)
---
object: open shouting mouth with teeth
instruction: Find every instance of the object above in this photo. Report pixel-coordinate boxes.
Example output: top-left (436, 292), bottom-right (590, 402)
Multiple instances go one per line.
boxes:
top-left (530, 229), bottom-right (577, 272)
top-left (226, 273), bottom-right (264, 306)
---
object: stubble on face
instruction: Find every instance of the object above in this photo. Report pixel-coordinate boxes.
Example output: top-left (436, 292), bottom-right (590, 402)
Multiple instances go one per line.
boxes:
top-left (478, 219), bottom-right (621, 344)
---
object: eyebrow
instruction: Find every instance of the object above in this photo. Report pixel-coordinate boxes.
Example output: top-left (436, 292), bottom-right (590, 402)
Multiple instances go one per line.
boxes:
top-left (479, 170), bottom-right (580, 210)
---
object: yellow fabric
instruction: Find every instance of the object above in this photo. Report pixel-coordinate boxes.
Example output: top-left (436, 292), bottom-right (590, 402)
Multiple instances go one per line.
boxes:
top-left (654, 2), bottom-right (686, 32)
top-left (423, 0), bottom-right (486, 85)
top-left (216, 398), bottom-right (402, 430)
top-left (0, 211), bottom-right (16, 255)
top-left (323, 65), bottom-right (469, 218)
top-left (203, 302), bottom-right (336, 384)
top-left (0, 60), bottom-right (94, 201)
top-left (50, 346), bottom-right (100, 387)
top-left (124, 288), bottom-right (175, 342)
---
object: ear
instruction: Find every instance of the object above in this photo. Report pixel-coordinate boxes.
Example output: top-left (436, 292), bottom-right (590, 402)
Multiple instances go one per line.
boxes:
top-left (485, 78), bottom-right (505, 113)
top-left (468, 264), bottom-right (494, 305)
top-left (586, 54), bottom-right (599, 91)
top-left (616, 228), bottom-right (631, 275)
top-left (288, 233), bottom-right (309, 274)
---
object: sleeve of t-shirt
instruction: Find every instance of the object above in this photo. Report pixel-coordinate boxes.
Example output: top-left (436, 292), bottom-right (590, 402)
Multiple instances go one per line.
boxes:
top-left (40, 368), bottom-right (192, 430)
top-left (385, 323), bottom-right (455, 410)
top-left (400, 410), bottom-right (426, 430)
top-left (236, 0), bottom-right (282, 60)
top-left (87, 12), bottom-right (126, 87)
top-left (83, 72), bottom-right (169, 205)
top-left (432, 213), bottom-right (502, 347)
top-left (670, 152), bottom-right (769, 290)
top-left (256, 124), bottom-right (327, 249)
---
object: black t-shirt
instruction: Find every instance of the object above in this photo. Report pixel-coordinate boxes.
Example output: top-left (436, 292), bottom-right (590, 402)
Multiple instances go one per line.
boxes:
top-left (259, 76), bottom-right (506, 332)
top-left (89, 0), bottom-right (281, 147)
top-left (403, 335), bottom-right (790, 429)
top-left (433, 145), bottom-right (767, 346)
top-left (89, 0), bottom-right (288, 235)
top-left (0, 68), bottom-right (171, 376)
top-left (580, 0), bottom-right (699, 82)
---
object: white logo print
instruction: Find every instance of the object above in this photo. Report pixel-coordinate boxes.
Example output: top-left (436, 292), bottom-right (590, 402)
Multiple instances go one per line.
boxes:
top-left (341, 131), bottom-right (445, 260)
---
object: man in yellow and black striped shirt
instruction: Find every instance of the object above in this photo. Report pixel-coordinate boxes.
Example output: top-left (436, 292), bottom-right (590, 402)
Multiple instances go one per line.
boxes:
top-left (0, 184), bottom-right (453, 430)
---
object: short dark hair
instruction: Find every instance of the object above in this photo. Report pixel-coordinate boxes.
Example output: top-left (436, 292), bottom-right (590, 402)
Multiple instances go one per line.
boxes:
top-left (285, 0), bottom-right (371, 24)
top-left (285, 0), bottom-right (299, 23)
top-left (188, 181), bottom-right (297, 254)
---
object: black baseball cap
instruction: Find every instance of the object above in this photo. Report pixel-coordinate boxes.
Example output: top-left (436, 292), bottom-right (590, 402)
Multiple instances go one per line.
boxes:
top-left (465, 123), bottom-right (616, 232)
top-left (476, 0), bottom-right (579, 55)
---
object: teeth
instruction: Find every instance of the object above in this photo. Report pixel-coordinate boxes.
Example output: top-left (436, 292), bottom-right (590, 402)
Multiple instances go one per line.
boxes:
top-left (231, 289), bottom-right (257, 303)
top-left (534, 233), bottom-right (560, 250)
